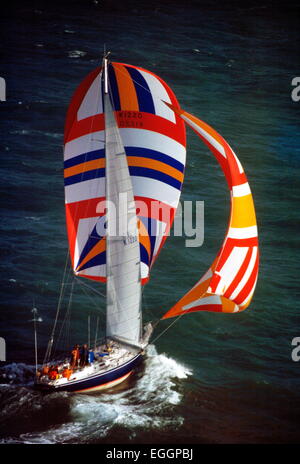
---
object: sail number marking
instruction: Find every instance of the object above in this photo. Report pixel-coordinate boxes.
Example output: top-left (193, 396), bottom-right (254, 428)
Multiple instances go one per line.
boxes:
top-left (123, 234), bottom-right (138, 245)
top-left (118, 111), bottom-right (143, 128)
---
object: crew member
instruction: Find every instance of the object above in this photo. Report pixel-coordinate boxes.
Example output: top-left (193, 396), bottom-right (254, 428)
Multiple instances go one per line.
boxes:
top-left (70, 345), bottom-right (80, 368)
top-left (80, 344), bottom-right (89, 367)
top-left (62, 366), bottom-right (72, 380)
top-left (48, 365), bottom-right (58, 380)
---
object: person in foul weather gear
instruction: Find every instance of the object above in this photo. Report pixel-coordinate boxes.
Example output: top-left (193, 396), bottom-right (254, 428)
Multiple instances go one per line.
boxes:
top-left (70, 345), bottom-right (80, 368)
top-left (80, 344), bottom-right (89, 367)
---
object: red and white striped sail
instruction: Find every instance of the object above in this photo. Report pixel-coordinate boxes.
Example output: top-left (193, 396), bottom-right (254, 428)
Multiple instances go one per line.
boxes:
top-left (163, 106), bottom-right (259, 319)
top-left (64, 63), bottom-right (186, 284)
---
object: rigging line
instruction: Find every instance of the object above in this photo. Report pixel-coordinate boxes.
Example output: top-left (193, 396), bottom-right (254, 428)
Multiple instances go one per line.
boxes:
top-left (43, 249), bottom-right (71, 364)
top-left (150, 314), bottom-right (184, 345)
top-left (94, 316), bottom-right (100, 350)
top-left (47, 267), bottom-right (74, 362)
top-left (57, 281), bottom-right (74, 359)
top-left (52, 278), bottom-right (75, 359)
top-left (74, 277), bottom-right (106, 298)
top-left (77, 279), bottom-right (105, 314)
top-left (65, 298), bottom-right (71, 355)
top-left (62, 279), bottom-right (75, 341)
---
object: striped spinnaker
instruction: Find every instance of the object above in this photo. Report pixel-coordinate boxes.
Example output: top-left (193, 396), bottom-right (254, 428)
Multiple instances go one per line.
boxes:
top-left (64, 63), bottom-right (186, 283)
top-left (162, 106), bottom-right (259, 318)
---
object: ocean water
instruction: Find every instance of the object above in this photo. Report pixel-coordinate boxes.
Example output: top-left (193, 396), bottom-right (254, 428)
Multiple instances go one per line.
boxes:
top-left (0, 0), bottom-right (300, 444)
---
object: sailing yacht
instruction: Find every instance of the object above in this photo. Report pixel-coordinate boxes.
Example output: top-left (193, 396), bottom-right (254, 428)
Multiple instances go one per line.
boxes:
top-left (34, 54), bottom-right (187, 392)
top-left (35, 53), bottom-right (259, 393)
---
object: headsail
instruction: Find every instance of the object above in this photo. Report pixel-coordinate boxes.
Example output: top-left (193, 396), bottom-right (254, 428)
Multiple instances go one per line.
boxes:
top-left (64, 63), bottom-right (186, 284)
top-left (162, 106), bottom-right (259, 319)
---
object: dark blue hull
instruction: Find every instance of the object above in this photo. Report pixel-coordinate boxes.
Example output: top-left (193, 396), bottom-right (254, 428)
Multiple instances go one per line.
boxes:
top-left (35, 353), bottom-right (143, 393)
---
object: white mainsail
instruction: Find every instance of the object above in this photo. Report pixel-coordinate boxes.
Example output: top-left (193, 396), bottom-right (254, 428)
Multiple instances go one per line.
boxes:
top-left (104, 89), bottom-right (142, 346)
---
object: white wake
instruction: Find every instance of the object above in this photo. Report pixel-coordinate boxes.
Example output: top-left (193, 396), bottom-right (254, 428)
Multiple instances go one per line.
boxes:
top-left (0, 346), bottom-right (192, 444)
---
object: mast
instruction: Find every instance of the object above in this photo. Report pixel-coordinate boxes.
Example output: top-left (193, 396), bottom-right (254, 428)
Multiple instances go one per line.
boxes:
top-left (103, 54), bottom-right (142, 346)
top-left (33, 308), bottom-right (38, 373)
top-left (31, 306), bottom-right (42, 373)
top-left (88, 314), bottom-right (91, 349)
top-left (104, 53), bottom-right (109, 95)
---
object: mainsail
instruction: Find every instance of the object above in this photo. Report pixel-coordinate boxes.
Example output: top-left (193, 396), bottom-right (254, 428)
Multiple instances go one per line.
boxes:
top-left (104, 81), bottom-right (141, 345)
top-left (63, 63), bottom-right (186, 285)
top-left (163, 106), bottom-right (259, 318)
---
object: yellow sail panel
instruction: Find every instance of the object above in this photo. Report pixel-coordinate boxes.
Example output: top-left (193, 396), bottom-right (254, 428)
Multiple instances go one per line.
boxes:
top-left (162, 106), bottom-right (259, 319)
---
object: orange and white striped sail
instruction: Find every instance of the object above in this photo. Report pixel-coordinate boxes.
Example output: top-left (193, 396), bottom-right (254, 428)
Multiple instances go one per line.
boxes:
top-left (162, 105), bottom-right (259, 319)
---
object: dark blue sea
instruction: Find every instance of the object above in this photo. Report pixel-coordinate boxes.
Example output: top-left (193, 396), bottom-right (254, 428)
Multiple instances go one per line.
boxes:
top-left (0, 0), bottom-right (300, 446)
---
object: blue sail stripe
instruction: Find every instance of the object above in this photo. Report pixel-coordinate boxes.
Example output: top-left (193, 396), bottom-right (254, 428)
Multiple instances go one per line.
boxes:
top-left (125, 146), bottom-right (184, 173)
top-left (78, 252), bottom-right (106, 272)
top-left (146, 217), bottom-right (157, 262)
top-left (64, 149), bottom-right (105, 169)
top-left (108, 64), bottom-right (121, 111)
top-left (129, 166), bottom-right (181, 190)
top-left (64, 168), bottom-right (105, 186)
top-left (79, 247), bottom-right (151, 273)
top-left (76, 223), bottom-right (104, 270)
top-left (139, 243), bottom-right (150, 267)
top-left (125, 66), bottom-right (155, 114)
top-left (65, 165), bottom-right (181, 189)
top-left (78, 235), bottom-right (152, 272)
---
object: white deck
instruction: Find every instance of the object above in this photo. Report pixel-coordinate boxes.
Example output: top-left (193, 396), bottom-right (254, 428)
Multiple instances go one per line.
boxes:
top-left (37, 342), bottom-right (140, 388)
